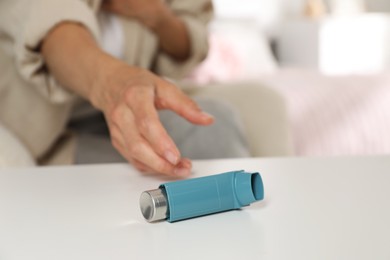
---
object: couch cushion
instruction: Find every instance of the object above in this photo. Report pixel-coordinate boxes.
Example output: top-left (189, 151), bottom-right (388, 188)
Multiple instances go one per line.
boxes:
top-left (0, 123), bottom-right (35, 168)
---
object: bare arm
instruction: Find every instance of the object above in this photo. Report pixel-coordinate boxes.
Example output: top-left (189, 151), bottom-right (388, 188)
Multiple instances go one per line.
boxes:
top-left (102, 0), bottom-right (191, 61)
top-left (41, 22), bottom-right (213, 176)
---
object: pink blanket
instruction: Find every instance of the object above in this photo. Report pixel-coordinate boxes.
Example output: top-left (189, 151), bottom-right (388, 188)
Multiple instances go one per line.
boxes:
top-left (184, 32), bottom-right (390, 156)
top-left (261, 69), bottom-right (390, 156)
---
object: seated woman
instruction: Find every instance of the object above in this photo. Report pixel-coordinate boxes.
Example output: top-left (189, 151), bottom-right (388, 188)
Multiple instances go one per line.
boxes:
top-left (0, 0), bottom-right (251, 177)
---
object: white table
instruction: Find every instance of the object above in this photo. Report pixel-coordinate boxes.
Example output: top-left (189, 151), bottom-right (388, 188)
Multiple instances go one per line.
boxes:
top-left (1, 156), bottom-right (390, 259)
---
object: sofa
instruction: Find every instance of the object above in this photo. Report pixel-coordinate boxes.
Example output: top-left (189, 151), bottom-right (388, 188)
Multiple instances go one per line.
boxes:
top-left (0, 84), bottom-right (292, 168)
top-left (0, 122), bottom-right (35, 168)
top-left (0, 15), bottom-right (296, 168)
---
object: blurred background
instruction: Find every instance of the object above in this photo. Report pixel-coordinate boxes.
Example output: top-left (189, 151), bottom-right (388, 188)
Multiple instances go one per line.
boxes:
top-left (212, 0), bottom-right (390, 75)
top-left (186, 0), bottom-right (390, 157)
top-left (2, 0), bottom-right (389, 167)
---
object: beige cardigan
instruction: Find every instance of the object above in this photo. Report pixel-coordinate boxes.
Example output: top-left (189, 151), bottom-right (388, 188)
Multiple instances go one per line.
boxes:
top-left (0, 0), bottom-right (212, 161)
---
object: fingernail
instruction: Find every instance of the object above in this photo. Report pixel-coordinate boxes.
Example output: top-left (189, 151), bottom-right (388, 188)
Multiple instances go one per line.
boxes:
top-left (164, 150), bottom-right (179, 165)
top-left (201, 112), bottom-right (214, 120)
top-left (174, 167), bottom-right (191, 176)
top-left (181, 159), bottom-right (192, 168)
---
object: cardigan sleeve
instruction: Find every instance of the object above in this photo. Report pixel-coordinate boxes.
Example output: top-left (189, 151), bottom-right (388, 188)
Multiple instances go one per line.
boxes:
top-left (0, 0), bottom-right (101, 103)
top-left (153, 0), bottom-right (213, 80)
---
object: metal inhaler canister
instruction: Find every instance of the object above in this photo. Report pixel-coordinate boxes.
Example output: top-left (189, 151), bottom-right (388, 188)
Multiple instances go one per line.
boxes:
top-left (139, 170), bottom-right (264, 223)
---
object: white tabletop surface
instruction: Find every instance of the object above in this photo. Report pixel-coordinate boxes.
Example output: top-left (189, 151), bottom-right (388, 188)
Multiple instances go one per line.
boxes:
top-left (1, 155), bottom-right (390, 260)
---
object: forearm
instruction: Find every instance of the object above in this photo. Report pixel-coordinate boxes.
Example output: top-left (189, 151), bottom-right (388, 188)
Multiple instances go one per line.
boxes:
top-left (40, 21), bottom-right (212, 177)
top-left (149, 7), bottom-right (191, 61)
top-left (41, 22), bottom-right (115, 106)
top-left (102, 1), bottom-right (191, 61)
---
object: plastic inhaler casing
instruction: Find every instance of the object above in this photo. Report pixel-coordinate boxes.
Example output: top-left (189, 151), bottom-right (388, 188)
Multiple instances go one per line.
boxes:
top-left (140, 170), bottom-right (264, 223)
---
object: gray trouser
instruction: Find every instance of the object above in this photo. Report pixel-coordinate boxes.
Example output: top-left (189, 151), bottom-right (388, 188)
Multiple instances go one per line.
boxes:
top-left (71, 98), bottom-right (250, 164)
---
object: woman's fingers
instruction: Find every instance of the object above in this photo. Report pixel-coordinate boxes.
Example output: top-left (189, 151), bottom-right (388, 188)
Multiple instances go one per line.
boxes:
top-left (108, 103), bottom-right (191, 177)
top-left (99, 66), bottom-right (206, 177)
top-left (173, 158), bottom-right (192, 176)
top-left (124, 85), bottom-right (181, 166)
top-left (110, 124), bottom-right (153, 172)
top-left (155, 78), bottom-right (215, 125)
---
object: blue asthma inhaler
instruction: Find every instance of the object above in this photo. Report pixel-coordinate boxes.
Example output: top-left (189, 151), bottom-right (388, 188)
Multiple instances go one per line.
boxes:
top-left (139, 170), bottom-right (264, 223)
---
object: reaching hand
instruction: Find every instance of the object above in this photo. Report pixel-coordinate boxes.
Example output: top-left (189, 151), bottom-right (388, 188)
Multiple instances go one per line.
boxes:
top-left (42, 22), bottom-right (206, 177)
top-left (90, 63), bottom-right (214, 177)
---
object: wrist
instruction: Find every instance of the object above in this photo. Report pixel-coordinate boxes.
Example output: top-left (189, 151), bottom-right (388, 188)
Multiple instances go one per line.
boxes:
top-left (89, 53), bottom-right (123, 110)
top-left (90, 54), bottom-right (152, 112)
